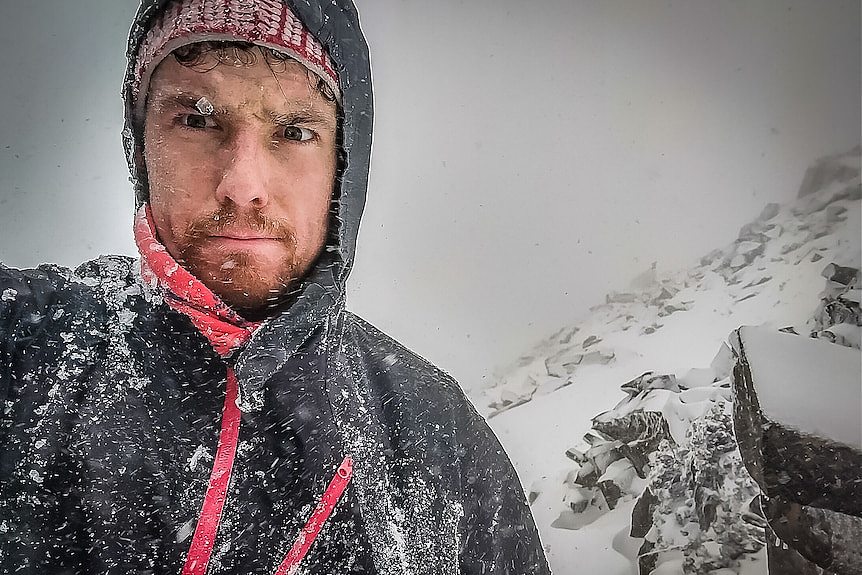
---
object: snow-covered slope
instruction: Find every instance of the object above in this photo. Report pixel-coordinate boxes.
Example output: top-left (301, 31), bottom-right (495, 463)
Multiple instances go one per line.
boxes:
top-left (471, 147), bottom-right (861, 574)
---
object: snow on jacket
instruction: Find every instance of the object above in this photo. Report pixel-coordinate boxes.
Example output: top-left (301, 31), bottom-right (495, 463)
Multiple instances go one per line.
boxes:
top-left (0, 1), bottom-right (550, 574)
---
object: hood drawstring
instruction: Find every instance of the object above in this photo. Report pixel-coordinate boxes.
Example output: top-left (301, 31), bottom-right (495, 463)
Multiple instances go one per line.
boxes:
top-left (134, 204), bottom-right (354, 575)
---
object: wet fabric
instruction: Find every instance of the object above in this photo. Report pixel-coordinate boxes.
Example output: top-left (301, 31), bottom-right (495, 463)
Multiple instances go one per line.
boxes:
top-left (0, 0), bottom-right (551, 573)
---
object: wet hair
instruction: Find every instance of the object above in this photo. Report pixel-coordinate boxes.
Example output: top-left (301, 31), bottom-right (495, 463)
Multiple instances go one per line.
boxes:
top-left (171, 41), bottom-right (338, 104)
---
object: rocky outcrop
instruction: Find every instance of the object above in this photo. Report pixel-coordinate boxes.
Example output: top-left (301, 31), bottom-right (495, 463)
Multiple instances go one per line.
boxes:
top-left (731, 326), bottom-right (862, 575)
top-left (811, 263), bottom-right (861, 348)
top-left (480, 148), bottom-right (860, 573)
top-left (797, 147), bottom-right (862, 199)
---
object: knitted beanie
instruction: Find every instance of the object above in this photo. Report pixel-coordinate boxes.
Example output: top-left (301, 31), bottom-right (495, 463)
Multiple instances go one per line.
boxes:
top-left (131, 0), bottom-right (340, 118)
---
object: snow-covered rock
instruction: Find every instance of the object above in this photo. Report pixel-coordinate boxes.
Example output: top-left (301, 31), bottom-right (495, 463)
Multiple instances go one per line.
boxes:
top-left (730, 326), bottom-right (862, 575)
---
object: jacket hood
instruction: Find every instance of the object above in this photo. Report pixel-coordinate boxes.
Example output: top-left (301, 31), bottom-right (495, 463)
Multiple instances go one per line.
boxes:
top-left (121, 0), bottom-right (374, 299)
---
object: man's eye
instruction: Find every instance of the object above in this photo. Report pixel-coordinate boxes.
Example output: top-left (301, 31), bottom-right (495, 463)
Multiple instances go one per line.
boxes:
top-left (179, 114), bottom-right (217, 129)
top-left (280, 126), bottom-right (315, 141)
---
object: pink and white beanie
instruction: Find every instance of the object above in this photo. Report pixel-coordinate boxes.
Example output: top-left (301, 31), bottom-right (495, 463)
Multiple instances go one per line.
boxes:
top-left (131, 0), bottom-right (340, 116)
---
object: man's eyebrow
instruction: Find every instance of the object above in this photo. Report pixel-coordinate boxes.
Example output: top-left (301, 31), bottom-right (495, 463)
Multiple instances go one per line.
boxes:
top-left (270, 109), bottom-right (334, 127)
top-left (151, 91), bottom-right (228, 115)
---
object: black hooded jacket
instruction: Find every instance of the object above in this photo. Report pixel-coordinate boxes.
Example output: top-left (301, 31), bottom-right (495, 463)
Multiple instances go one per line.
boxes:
top-left (0, 1), bottom-right (550, 573)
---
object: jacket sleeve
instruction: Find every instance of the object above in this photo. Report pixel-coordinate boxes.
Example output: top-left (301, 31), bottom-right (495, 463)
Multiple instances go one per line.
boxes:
top-left (0, 263), bottom-right (88, 571)
top-left (455, 394), bottom-right (552, 575)
top-left (1, 264), bottom-right (61, 394)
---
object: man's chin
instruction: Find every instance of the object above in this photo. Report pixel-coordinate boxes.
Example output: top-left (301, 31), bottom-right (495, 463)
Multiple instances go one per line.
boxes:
top-left (185, 254), bottom-right (296, 316)
top-left (206, 274), bottom-right (293, 316)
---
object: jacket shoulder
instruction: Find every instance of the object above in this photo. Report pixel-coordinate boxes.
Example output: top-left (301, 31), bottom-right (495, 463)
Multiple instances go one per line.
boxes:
top-left (339, 312), bottom-right (552, 574)
top-left (341, 311), bottom-right (468, 405)
top-left (1, 255), bottom-right (139, 375)
top-left (0, 254), bottom-right (138, 311)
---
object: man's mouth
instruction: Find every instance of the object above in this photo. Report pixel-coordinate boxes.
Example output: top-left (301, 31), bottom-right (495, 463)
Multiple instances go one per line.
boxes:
top-left (205, 233), bottom-right (286, 253)
top-left (212, 233), bottom-right (281, 240)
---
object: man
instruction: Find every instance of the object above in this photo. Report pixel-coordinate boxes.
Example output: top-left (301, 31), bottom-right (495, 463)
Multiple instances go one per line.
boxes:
top-left (0, 1), bottom-right (550, 573)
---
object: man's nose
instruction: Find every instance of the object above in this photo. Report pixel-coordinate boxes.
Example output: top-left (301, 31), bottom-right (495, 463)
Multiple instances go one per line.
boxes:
top-left (215, 135), bottom-right (269, 208)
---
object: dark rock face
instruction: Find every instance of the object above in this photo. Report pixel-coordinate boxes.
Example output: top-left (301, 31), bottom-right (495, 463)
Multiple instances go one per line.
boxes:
top-left (765, 526), bottom-right (832, 575)
top-left (730, 325), bottom-right (862, 575)
top-left (630, 487), bottom-right (657, 538)
top-left (797, 147), bottom-right (862, 199)
top-left (760, 497), bottom-right (862, 575)
top-left (592, 410), bottom-right (670, 477)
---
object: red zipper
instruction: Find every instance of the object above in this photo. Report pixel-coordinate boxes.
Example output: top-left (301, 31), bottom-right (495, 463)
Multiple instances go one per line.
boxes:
top-left (274, 456), bottom-right (354, 575)
top-left (181, 368), bottom-right (354, 575)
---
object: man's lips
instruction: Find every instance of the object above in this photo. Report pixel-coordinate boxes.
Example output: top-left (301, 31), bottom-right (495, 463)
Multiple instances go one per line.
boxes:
top-left (205, 234), bottom-right (286, 251)
top-left (211, 234), bottom-right (281, 240)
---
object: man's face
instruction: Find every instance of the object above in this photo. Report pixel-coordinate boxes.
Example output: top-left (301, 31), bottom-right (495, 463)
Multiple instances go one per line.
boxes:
top-left (143, 48), bottom-right (338, 315)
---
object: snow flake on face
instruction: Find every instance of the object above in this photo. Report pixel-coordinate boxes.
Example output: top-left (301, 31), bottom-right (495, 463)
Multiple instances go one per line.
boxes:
top-left (195, 96), bottom-right (215, 116)
top-left (1, 287), bottom-right (16, 301)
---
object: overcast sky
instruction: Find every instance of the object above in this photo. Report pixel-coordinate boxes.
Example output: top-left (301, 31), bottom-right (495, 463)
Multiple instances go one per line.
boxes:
top-left (0, 0), bottom-right (859, 390)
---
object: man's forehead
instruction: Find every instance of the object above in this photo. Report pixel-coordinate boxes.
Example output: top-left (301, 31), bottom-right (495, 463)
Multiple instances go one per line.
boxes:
top-left (147, 55), bottom-right (331, 113)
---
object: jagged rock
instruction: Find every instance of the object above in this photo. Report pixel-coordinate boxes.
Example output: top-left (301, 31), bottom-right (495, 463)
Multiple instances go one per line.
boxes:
top-left (637, 540), bottom-right (657, 575)
top-left (821, 263), bottom-right (859, 286)
top-left (781, 241), bottom-right (803, 255)
top-left (726, 241), bottom-right (765, 271)
top-left (566, 486), bottom-right (593, 514)
top-left (555, 326), bottom-right (579, 345)
top-left (842, 288), bottom-right (860, 304)
top-left (575, 461), bottom-right (599, 487)
top-left (737, 221), bottom-right (769, 243)
top-left (652, 285), bottom-right (678, 304)
top-left (731, 327), bottom-right (861, 513)
top-left (825, 204), bottom-right (848, 223)
top-left (606, 291), bottom-right (639, 304)
top-left (700, 248), bottom-right (723, 267)
top-left (742, 276), bottom-right (771, 289)
top-left (811, 265), bottom-right (862, 350)
top-left (729, 254), bottom-right (748, 270)
top-left (598, 479), bottom-right (622, 510)
top-left (764, 527), bottom-right (829, 575)
top-left (815, 298), bottom-right (861, 329)
top-left (763, 223), bottom-right (783, 239)
top-left (761, 497), bottom-right (862, 575)
top-left (797, 149), bottom-right (861, 199)
top-left (758, 202), bottom-right (781, 221)
top-left (532, 374), bottom-right (570, 396)
top-left (582, 335), bottom-right (601, 349)
top-left (631, 487), bottom-right (657, 538)
top-left (800, 180), bottom-right (862, 216)
top-left (544, 348), bottom-right (580, 378)
top-left (592, 411), bottom-right (671, 477)
top-left (579, 350), bottom-right (615, 366)
top-left (619, 372), bottom-right (680, 396)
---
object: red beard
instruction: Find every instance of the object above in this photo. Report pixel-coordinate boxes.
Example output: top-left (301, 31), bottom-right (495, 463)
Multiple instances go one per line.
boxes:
top-left (177, 207), bottom-right (301, 314)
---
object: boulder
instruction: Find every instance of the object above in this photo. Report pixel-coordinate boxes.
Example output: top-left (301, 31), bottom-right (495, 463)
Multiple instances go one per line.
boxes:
top-left (796, 149), bottom-right (861, 199)
top-left (758, 202), bottom-right (781, 222)
top-left (731, 326), bottom-right (862, 574)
